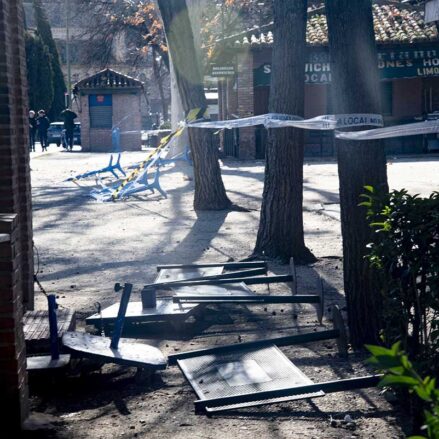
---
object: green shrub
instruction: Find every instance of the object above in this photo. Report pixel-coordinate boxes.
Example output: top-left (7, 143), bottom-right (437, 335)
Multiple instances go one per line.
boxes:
top-left (159, 121), bottom-right (171, 130)
top-left (361, 188), bottom-right (439, 375)
top-left (366, 342), bottom-right (439, 439)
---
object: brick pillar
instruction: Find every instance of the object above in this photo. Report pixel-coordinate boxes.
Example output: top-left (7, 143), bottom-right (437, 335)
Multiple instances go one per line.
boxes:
top-left (78, 93), bottom-right (91, 151)
top-left (0, 0), bottom-right (32, 429)
top-left (0, 0), bottom-right (34, 310)
top-left (0, 215), bottom-right (29, 429)
top-left (237, 51), bottom-right (255, 159)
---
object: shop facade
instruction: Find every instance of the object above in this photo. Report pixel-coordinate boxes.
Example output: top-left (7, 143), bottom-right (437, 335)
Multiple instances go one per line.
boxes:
top-left (217, 3), bottom-right (439, 159)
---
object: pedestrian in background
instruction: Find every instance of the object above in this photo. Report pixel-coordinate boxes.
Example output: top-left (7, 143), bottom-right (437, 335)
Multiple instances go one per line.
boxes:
top-left (37, 109), bottom-right (50, 152)
top-left (61, 108), bottom-right (77, 151)
top-left (29, 110), bottom-right (37, 152)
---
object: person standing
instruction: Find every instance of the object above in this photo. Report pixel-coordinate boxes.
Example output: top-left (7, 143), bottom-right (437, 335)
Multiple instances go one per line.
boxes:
top-left (37, 109), bottom-right (50, 152)
top-left (29, 110), bottom-right (37, 152)
top-left (61, 108), bottom-right (77, 151)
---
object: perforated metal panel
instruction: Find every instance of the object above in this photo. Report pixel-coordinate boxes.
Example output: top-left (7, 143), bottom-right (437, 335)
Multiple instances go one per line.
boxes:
top-left (178, 345), bottom-right (324, 411)
top-left (172, 282), bottom-right (254, 297)
top-left (155, 267), bottom-right (223, 283)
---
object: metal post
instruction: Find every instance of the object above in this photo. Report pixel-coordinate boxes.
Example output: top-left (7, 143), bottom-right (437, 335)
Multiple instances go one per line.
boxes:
top-left (145, 274), bottom-right (293, 289)
top-left (47, 294), bottom-right (59, 360)
top-left (156, 261), bottom-right (267, 271)
top-left (173, 294), bottom-right (320, 304)
top-left (110, 283), bottom-right (133, 350)
top-left (65, 0), bottom-right (72, 108)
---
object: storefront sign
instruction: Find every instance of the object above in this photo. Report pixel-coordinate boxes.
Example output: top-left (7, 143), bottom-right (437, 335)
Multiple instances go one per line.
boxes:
top-left (254, 46), bottom-right (439, 86)
top-left (210, 64), bottom-right (236, 77)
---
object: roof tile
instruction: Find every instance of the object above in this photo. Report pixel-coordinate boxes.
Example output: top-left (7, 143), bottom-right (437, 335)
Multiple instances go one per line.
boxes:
top-left (231, 3), bottom-right (438, 48)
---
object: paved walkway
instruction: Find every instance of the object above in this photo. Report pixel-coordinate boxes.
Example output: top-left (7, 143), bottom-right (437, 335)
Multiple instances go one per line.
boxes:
top-left (28, 151), bottom-right (439, 439)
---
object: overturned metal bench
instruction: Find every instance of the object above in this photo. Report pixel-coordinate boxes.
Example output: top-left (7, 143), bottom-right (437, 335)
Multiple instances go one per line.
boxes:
top-left (168, 306), bottom-right (380, 414)
top-left (170, 258), bottom-right (324, 324)
top-left (85, 262), bottom-right (270, 331)
top-left (86, 259), bottom-right (324, 331)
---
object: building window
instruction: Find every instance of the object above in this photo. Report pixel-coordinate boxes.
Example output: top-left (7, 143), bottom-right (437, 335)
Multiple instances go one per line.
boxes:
top-left (381, 81), bottom-right (393, 116)
top-left (89, 94), bottom-right (113, 129)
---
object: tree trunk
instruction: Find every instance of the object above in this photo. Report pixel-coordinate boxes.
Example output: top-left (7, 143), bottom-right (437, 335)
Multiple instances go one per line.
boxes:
top-left (152, 47), bottom-right (169, 121)
top-left (253, 0), bottom-right (314, 263)
top-left (157, 0), bottom-right (231, 210)
top-left (326, 0), bottom-right (389, 348)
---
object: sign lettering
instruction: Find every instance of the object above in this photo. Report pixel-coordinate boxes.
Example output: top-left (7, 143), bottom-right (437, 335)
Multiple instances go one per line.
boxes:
top-left (209, 64), bottom-right (236, 77)
top-left (254, 46), bottom-right (439, 86)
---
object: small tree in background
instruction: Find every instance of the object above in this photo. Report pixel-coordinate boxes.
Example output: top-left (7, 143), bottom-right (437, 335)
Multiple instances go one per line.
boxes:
top-left (33, 0), bottom-right (66, 120)
top-left (25, 32), bottom-right (54, 112)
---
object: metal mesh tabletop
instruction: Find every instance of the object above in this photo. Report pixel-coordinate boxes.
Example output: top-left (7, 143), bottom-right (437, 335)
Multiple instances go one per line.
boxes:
top-left (178, 344), bottom-right (324, 412)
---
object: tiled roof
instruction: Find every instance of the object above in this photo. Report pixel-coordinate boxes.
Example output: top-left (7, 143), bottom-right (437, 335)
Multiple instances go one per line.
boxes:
top-left (74, 68), bottom-right (143, 90)
top-left (231, 3), bottom-right (438, 48)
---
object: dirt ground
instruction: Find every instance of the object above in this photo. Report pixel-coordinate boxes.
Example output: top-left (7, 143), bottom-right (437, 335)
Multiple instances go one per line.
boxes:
top-left (24, 149), bottom-right (439, 438)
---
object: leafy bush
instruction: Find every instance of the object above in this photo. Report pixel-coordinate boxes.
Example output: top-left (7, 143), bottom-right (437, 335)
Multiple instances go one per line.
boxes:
top-left (361, 188), bottom-right (439, 375)
top-left (366, 342), bottom-right (439, 439)
top-left (159, 121), bottom-right (171, 130)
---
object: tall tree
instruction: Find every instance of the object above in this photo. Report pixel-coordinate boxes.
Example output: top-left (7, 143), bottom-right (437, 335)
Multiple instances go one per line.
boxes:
top-left (157, 0), bottom-right (231, 210)
top-left (25, 32), bottom-right (54, 112)
top-left (253, 0), bottom-right (314, 263)
top-left (152, 46), bottom-right (169, 121)
top-left (33, 0), bottom-right (66, 120)
top-left (325, 0), bottom-right (389, 347)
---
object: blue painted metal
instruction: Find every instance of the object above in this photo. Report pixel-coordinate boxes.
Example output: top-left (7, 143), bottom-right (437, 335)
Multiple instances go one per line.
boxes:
top-left (158, 144), bottom-right (192, 166)
top-left (112, 127), bottom-right (121, 153)
top-left (110, 283), bottom-right (133, 350)
top-left (89, 94), bottom-right (112, 106)
top-left (117, 162), bottom-right (167, 199)
top-left (90, 150), bottom-right (168, 201)
top-left (47, 294), bottom-right (60, 360)
top-left (66, 153), bottom-right (126, 181)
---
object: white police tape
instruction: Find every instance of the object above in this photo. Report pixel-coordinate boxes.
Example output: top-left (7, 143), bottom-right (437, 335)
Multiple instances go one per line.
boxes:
top-left (187, 113), bottom-right (384, 131)
top-left (335, 119), bottom-right (439, 140)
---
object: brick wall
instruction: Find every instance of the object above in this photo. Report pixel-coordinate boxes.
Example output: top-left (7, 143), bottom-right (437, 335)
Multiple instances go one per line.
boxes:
top-left (227, 77), bottom-right (238, 117)
top-left (0, 215), bottom-right (29, 429)
top-left (78, 92), bottom-right (142, 152)
top-left (0, 0), bottom-right (34, 310)
top-left (77, 94), bottom-right (91, 151)
top-left (237, 51), bottom-right (256, 159)
top-left (0, 0), bottom-right (32, 428)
